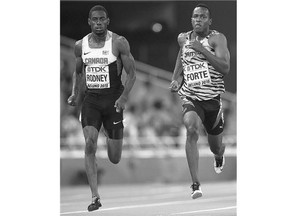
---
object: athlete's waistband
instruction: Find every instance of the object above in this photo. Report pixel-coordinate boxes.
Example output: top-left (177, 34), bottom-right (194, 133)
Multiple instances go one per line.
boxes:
top-left (185, 94), bottom-right (221, 102)
top-left (85, 87), bottom-right (123, 96)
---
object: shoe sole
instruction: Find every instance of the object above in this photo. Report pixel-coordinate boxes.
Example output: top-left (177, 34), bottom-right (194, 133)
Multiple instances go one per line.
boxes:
top-left (88, 206), bottom-right (101, 212)
top-left (88, 203), bottom-right (102, 212)
top-left (88, 207), bottom-right (99, 212)
top-left (191, 191), bottom-right (202, 199)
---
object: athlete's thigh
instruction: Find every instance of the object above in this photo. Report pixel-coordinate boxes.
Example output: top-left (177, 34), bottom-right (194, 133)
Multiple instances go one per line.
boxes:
top-left (203, 96), bottom-right (224, 135)
top-left (81, 96), bottom-right (103, 131)
top-left (83, 125), bottom-right (99, 141)
top-left (102, 95), bottom-right (124, 138)
top-left (107, 137), bottom-right (123, 155)
top-left (182, 99), bottom-right (204, 129)
top-left (183, 111), bottom-right (203, 135)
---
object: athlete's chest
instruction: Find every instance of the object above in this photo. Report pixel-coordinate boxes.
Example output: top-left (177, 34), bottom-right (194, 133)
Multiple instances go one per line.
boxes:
top-left (82, 38), bottom-right (117, 65)
top-left (182, 38), bottom-right (213, 60)
top-left (87, 38), bottom-right (118, 55)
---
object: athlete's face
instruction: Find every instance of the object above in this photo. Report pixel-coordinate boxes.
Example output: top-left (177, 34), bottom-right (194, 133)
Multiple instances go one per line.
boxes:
top-left (191, 7), bottom-right (211, 33)
top-left (88, 10), bottom-right (110, 36)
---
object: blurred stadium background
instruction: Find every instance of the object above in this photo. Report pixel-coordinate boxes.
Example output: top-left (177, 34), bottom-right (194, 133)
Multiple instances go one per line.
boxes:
top-left (60, 0), bottom-right (236, 186)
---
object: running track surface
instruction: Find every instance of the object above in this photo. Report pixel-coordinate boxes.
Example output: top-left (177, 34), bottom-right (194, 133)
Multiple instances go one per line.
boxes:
top-left (61, 181), bottom-right (236, 216)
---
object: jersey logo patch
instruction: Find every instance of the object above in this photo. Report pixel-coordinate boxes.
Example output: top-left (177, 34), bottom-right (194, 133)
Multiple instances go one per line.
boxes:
top-left (113, 120), bottom-right (122, 125)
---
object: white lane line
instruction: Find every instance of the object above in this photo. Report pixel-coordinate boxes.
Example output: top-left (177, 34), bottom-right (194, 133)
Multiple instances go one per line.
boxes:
top-left (61, 185), bottom-right (186, 200)
top-left (60, 210), bottom-right (87, 215)
top-left (61, 192), bottom-right (185, 206)
top-left (170, 206), bottom-right (237, 215)
top-left (60, 195), bottom-right (235, 215)
top-left (61, 183), bottom-right (235, 206)
top-left (61, 185), bottom-right (188, 206)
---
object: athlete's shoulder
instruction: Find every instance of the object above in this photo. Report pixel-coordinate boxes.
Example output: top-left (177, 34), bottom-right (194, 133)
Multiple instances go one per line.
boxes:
top-left (74, 39), bottom-right (83, 57)
top-left (177, 31), bottom-right (190, 46)
top-left (113, 32), bottom-right (129, 44)
top-left (112, 32), bottom-right (130, 52)
top-left (75, 39), bottom-right (83, 48)
top-left (208, 30), bottom-right (227, 46)
top-left (209, 30), bottom-right (228, 46)
top-left (178, 31), bottom-right (189, 38)
top-left (209, 30), bottom-right (227, 40)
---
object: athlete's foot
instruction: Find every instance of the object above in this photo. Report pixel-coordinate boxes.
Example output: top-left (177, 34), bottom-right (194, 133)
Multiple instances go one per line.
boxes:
top-left (87, 197), bottom-right (102, 212)
top-left (190, 182), bottom-right (202, 199)
top-left (214, 155), bottom-right (225, 174)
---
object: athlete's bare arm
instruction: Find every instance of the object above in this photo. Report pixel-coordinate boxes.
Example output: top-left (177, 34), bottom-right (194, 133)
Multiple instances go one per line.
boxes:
top-left (190, 33), bottom-right (230, 75)
top-left (114, 36), bottom-right (136, 111)
top-left (172, 49), bottom-right (183, 81)
top-left (67, 40), bottom-right (84, 106)
top-left (170, 33), bottom-right (186, 92)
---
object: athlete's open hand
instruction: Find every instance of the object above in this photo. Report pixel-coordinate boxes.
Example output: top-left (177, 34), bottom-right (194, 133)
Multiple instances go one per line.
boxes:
top-left (169, 80), bottom-right (179, 92)
top-left (114, 95), bottom-right (127, 112)
top-left (67, 94), bottom-right (77, 106)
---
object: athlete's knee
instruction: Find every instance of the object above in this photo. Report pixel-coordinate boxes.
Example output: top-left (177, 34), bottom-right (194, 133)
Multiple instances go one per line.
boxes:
top-left (209, 143), bottom-right (220, 154)
top-left (85, 137), bottom-right (97, 155)
top-left (210, 142), bottom-right (225, 155)
top-left (108, 147), bottom-right (122, 164)
top-left (108, 148), bottom-right (122, 164)
top-left (208, 134), bottom-right (225, 155)
top-left (109, 155), bottom-right (121, 164)
top-left (107, 139), bottom-right (122, 164)
top-left (185, 124), bottom-right (199, 142)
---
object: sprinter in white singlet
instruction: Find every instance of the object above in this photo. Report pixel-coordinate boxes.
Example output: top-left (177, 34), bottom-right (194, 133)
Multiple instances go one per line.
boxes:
top-left (67, 5), bottom-right (136, 212)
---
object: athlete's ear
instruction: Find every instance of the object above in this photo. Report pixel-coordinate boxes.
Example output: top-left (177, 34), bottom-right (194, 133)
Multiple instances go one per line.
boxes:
top-left (209, 18), bottom-right (212, 26)
top-left (107, 18), bottom-right (110, 26)
top-left (88, 18), bottom-right (91, 26)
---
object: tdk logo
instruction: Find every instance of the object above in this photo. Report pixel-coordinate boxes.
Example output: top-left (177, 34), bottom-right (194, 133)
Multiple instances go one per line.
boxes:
top-left (87, 66), bottom-right (107, 73)
top-left (188, 62), bottom-right (206, 70)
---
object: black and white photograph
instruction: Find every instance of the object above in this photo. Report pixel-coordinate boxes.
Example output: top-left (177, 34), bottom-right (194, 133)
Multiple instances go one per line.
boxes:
top-left (60, 1), bottom-right (236, 215)
top-left (3, 0), bottom-right (288, 215)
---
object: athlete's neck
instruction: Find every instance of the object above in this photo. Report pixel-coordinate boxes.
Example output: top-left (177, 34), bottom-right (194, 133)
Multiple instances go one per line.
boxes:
top-left (91, 31), bottom-right (107, 43)
top-left (193, 29), bottom-right (210, 40)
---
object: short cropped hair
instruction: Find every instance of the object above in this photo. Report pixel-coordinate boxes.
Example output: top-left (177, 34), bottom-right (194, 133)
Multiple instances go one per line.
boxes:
top-left (89, 5), bottom-right (109, 18)
top-left (194, 3), bottom-right (212, 18)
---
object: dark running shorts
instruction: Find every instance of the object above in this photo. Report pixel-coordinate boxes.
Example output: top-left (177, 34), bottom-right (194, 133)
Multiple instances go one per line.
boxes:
top-left (81, 93), bottom-right (124, 133)
top-left (182, 95), bottom-right (224, 135)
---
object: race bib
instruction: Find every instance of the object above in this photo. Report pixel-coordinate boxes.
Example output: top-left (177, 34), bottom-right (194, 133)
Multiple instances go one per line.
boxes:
top-left (184, 62), bottom-right (211, 88)
top-left (85, 65), bottom-right (110, 89)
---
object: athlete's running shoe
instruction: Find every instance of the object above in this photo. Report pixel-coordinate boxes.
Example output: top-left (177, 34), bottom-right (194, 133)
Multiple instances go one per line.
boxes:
top-left (214, 155), bottom-right (225, 174)
top-left (190, 182), bottom-right (202, 199)
top-left (87, 197), bottom-right (102, 212)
